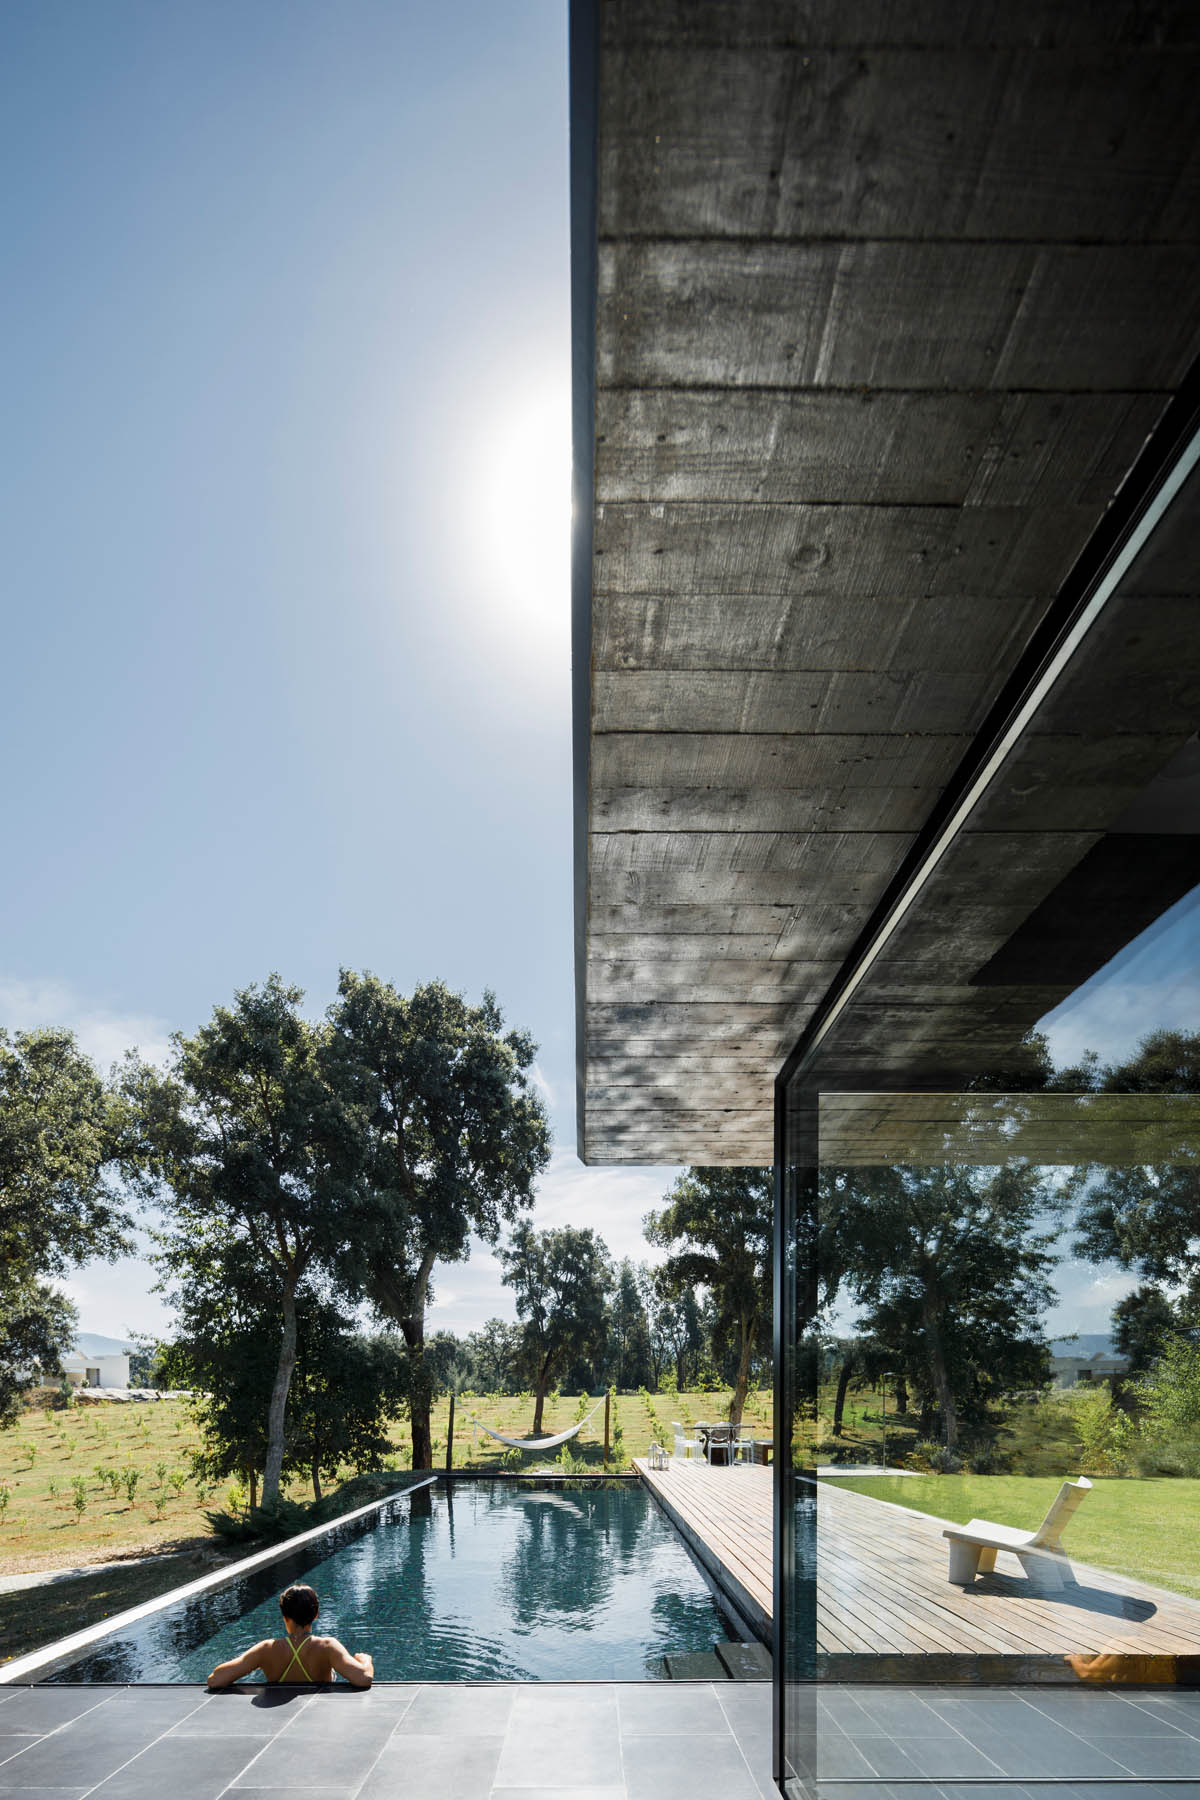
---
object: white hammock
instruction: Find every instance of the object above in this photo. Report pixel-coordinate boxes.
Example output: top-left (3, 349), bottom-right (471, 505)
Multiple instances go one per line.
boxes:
top-left (469, 1393), bottom-right (607, 1452)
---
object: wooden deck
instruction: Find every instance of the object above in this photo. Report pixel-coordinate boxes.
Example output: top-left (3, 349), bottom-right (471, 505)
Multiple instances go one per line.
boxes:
top-left (635, 1460), bottom-right (1200, 1663)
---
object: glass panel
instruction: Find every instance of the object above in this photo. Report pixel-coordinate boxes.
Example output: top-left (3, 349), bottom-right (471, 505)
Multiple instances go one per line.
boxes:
top-left (774, 356), bottom-right (1200, 1794)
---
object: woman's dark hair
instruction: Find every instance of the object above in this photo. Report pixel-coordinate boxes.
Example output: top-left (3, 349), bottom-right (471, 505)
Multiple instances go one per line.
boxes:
top-left (279, 1584), bottom-right (319, 1627)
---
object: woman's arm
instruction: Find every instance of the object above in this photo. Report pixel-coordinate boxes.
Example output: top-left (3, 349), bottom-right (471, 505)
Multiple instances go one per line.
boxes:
top-left (207, 1640), bottom-right (271, 1688)
top-left (325, 1637), bottom-right (373, 1687)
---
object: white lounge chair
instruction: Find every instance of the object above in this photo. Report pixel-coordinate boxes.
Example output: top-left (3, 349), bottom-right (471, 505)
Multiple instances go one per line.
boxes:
top-left (943, 1476), bottom-right (1092, 1589)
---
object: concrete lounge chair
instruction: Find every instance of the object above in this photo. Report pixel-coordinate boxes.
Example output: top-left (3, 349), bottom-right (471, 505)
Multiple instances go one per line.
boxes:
top-left (943, 1476), bottom-right (1093, 1589)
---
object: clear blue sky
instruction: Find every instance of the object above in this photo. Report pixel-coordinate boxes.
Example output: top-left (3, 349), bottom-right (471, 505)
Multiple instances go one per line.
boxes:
top-left (2, 0), bottom-right (677, 1338)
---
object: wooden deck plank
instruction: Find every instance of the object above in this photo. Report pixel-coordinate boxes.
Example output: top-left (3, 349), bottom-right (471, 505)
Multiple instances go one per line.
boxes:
top-left (633, 1459), bottom-right (1200, 1661)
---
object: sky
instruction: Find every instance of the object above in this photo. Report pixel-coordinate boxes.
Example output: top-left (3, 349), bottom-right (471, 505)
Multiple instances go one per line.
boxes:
top-left (4, 3), bottom-right (1196, 1356)
top-left (1, 0), bottom-right (680, 1342)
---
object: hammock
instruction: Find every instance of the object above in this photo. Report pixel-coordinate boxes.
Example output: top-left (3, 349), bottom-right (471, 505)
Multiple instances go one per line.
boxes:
top-left (469, 1393), bottom-right (607, 1452)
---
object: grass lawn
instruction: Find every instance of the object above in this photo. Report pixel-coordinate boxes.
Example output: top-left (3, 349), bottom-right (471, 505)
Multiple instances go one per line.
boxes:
top-left (825, 1473), bottom-right (1200, 1603)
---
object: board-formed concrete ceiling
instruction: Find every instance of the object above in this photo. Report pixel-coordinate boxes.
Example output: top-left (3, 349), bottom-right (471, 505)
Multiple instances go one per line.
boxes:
top-left (573, 0), bottom-right (1200, 1165)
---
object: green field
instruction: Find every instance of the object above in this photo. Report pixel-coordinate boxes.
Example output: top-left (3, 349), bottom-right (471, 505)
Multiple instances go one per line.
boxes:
top-left (824, 1473), bottom-right (1200, 1602)
top-left (0, 1386), bottom-right (774, 1571)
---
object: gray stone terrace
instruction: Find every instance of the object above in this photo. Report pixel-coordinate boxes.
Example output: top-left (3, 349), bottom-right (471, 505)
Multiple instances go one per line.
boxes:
top-left (1, 1680), bottom-right (1199, 1798)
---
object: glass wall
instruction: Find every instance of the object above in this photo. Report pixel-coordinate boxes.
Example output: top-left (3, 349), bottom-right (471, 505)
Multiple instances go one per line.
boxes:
top-left (774, 427), bottom-right (1200, 1792)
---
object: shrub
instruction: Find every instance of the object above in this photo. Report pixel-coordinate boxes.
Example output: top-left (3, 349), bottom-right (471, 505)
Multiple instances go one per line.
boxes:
top-left (1073, 1388), bottom-right (1140, 1476)
top-left (912, 1440), bottom-right (964, 1474)
top-left (71, 1477), bottom-right (88, 1519)
top-left (964, 1445), bottom-right (1011, 1476)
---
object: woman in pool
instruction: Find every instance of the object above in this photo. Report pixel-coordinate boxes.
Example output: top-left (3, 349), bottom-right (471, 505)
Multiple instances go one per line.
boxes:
top-left (207, 1583), bottom-right (374, 1688)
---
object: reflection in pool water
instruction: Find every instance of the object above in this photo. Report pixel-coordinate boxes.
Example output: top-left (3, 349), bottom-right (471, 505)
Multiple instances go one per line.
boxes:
top-left (47, 1482), bottom-right (742, 1683)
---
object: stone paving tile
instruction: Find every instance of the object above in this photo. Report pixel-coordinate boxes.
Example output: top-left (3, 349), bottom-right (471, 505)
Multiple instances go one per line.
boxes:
top-left (85, 1732), bottom-right (265, 1800)
top-left (165, 1690), bottom-right (313, 1736)
top-left (1127, 1693), bottom-right (1200, 1736)
top-left (494, 1713), bottom-right (622, 1790)
top-left (844, 1690), bottom-right (965, 1737)
top-left (960, 1722), bottom-right (1142, 1782)
top-left (623, 1733), bottom-right (761, 1800)
top-left (491, 1791), bottom-right (627, 1800)
top-left (390, 1682), bottom-right (514, 1735)
top-left (0, 1688), bottom-right (119, 1732)
top-left (224, 1791), bottom-right (344, 1800)
top-left (0, 1715), bottom-right (167, 1787)
top-left (0, 1790), bottom-right (94, 1799)
top-left (616, 1683), bottom-right (727, 1735)
top-left (849, 1733), bottom-right (1011, 1782)
top-left (227, 1717), bottom-right (395, 1790)
top-left (359, 1731), bottom-right (503, 1800)
top-left (1091, 1731), bottom-right (1200, 1778)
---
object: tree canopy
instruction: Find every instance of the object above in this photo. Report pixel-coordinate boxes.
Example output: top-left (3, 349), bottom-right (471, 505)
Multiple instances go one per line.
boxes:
top-left (820, 1161), bottom-right (1058, 1446)
top-left (1072, 1030), bottom-right (1200, 1311)
top-left (0, 1028), bottom-right (134, 1424)
top-left (500, 1222), bottom-right (613, 1433)
top-left (645, 1167), bottom-right (773, 1428)
top-left (134, 975), bottom-right (370, 1500)
top-left (324, 971), bottom-right (550, 1467)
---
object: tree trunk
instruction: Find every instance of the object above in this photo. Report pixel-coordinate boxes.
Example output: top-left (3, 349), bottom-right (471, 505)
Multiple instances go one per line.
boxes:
top-left (399, 1250), bottom-right (439, 1471)
top-left (248, 1470), bottom-right (258, 1512)
top-left (832, 1355), bottom-right (856, 1437)
top-left (729, 1314), bottom-right (755, 1429)
top-left (922, 1298), bottom-right (958, 1447)
top-left (400, 1315), bottom-right (433, 1470)
top-left (312, 1464), bottom-right (322, 1502)
top-left (532, 1351), bottom-right (554, 1435)
top-left (262, 1279), bottom-right (298, 1504)
top-left (895, 1376), bottom-right (909, 1415)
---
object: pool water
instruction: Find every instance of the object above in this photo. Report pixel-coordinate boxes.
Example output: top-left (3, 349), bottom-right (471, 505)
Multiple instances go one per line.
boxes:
top-left (47, 1481), bottom-right (742, 1683)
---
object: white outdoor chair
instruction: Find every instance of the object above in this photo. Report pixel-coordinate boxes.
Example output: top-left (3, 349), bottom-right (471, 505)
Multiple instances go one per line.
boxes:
top-left (943, 1476), bottom-right (1092, 1589)
top-left (671, 1421), bottom-right (701, 1462)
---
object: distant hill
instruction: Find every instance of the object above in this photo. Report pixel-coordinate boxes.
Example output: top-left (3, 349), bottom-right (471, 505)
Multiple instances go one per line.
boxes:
top-left (74, 1332), bottom-right (136, 1358)
top-left (1049, 1334), bottom-right (1115, 1359)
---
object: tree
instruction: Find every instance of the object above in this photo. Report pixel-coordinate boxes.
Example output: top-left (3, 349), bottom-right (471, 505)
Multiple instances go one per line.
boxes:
top-left (606, 1260), bottom-right (652, 1389)
top-left (158, 1217), bottom-right (407, 1505)
top-left (1073, 1031), bottom-right (1200, 1311)
top-left (0, 1028), bottom-right (134, 1423)
top-left (1113, 1285), bottom-right (1182, 1376)
top-left (500, 1223), bottom-right (613, 1433)
top-left (645, 1167), bottom-right (772, 1429)
top-left (135, 976), bottom-right (368, 1503)
top-left (1135, 1334), bottom-right (1200, 1438)
top-left (647, 1278), bottom-right (704, 1392)
top-left (820, 1162), bottom-right (1058, 1447)
top-left (289, 1317), bottom-right (408, 1500)
top-left (462, 1318), bottom-right (524, 1394)
top-left (325, 973), bottom-right (550, 1470)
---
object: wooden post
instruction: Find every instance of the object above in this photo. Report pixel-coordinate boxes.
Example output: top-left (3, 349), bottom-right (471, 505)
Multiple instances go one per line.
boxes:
top-left (603, 1390), bottom-right (611, 1468)
top-left (446, 1392), bottom-right (455, 1473)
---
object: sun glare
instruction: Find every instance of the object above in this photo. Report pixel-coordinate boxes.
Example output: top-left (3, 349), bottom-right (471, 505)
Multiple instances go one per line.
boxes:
top-left (470, 384), bottom-right (572, 643)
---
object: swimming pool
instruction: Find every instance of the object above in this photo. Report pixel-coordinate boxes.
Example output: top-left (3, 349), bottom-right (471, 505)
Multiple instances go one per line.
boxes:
top-left (43, 1480), bottom-right (745, 1683)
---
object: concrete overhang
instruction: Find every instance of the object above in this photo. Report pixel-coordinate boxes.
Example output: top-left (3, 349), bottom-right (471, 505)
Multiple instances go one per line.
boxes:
top-left (571, 1), bottom-right (1200, 1164)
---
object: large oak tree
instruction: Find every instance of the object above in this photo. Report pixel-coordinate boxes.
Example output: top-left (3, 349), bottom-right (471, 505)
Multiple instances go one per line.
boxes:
top-left (325, 972), bottom-right (550, 1469)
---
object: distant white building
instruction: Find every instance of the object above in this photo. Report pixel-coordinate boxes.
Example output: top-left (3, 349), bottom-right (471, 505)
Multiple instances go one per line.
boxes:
top-left (60, 1350), bottom-right (130, 1389)
top-left (1049, 1335), bottom-right (1128, 1389)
